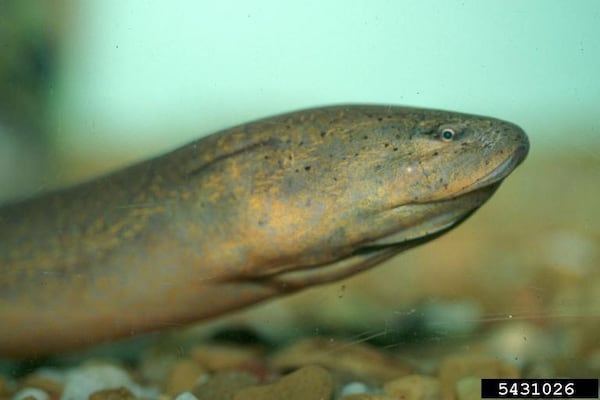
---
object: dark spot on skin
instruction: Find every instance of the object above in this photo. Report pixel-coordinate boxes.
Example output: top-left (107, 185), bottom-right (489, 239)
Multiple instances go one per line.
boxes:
top-left (264, 155), bottom-right (269, 160)
top-left (328, 153), bottom-right (334, 158)
top-left (288, 155), bottom-right (292, 160)
top-left (377, 117), bottom-right (383, 122)
top-left (393, 147), bottom-right (398, 151)
top-left (384, 143), bottom-right (389, 147)
top-left (363, 135), bottom-right (369, 140)
top-left (304, 166), bottom-right (311, 171)
top-left (433, 151), bottom-right (439, 156)
top-left (333, 177), bottom-right (338, 181)
top-left (395, 134), bottom-right (401, 139)
top-left (387, 115), bottom-right (392, 119)
top-left (485, 160), bottom-right (490, 165)
top-left (375, 164), bottom-right (381, 171)
top-left (354, 153), bottom-right (359, 157)
top-left (295, 169), bottom-right (299, 173)
top-left (286, 125), bottom-right (291, 129)
top-left (320, 131), bottom-right (326, 137)
top-left (299, 141), bottom-right (304, 146)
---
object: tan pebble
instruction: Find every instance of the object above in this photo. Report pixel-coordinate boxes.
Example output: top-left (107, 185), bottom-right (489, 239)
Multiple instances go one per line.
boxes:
top-left (164, 359), bottom-right (207, 395)
top-left (454, 377), bottom-right (480, 400)
top-left (20, 374), bottom-right (64, 397)
top-left (89, 386), bottom-right (137, 400)
top-left (233, 365), bottom-right (333, 400)
top-left (138, 344), bottom-right (182, 384)
top-left (271, 338), bottom-right (411, 383)
top-left (485, 321), bottom-right (555, 360)
top-left (192, 371), bottom-right (258, 400)
top-left (0, 375), bottom-right (10, 395)
top-left (438, 355), bottom-right (519, 400)
top-left (383, 374), bottom-right (441, 400)
top-left (190, 344), bottom-right (262, 371)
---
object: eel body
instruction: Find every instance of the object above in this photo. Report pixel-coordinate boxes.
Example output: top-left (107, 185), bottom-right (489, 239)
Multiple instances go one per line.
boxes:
top-left (0, 105), bottom-right (529, 356)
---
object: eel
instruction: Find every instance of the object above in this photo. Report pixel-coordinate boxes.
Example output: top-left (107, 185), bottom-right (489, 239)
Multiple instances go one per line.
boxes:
top-left (0, 105), bottom-right (529, 357)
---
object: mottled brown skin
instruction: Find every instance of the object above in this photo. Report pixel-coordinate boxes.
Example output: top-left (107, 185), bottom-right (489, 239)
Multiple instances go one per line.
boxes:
top-left (0, 105), bottom-right (528, 357)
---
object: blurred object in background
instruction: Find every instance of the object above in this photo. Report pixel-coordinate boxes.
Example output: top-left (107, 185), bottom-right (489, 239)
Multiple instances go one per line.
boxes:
top-left (0, 1), bottom-right (70, 202)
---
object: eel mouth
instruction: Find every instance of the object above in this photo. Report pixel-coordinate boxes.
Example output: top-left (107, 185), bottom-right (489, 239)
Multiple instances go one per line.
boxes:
top-left (462, 143), bottom-right (529, 195)
top-left (356, 142), bottom-right (528, 252)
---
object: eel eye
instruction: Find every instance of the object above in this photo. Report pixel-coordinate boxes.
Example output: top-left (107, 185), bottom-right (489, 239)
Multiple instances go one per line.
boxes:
top-left (440, 128), bottom-right (456, 142)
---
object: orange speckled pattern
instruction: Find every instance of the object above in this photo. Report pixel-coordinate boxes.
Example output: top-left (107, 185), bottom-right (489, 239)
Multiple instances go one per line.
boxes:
top-left (0, 105), bottom-right (528, 356)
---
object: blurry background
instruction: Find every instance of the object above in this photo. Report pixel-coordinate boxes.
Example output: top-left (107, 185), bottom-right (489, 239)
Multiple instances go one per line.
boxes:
top-left (1, 0), bottom-right (598, 375)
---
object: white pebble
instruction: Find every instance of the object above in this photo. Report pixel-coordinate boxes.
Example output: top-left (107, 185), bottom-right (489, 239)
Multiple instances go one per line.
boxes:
top-left (339, 381), bottom-right (374, 396)
top-left (174, 392), bottom-right (199, 400)
top-left (13, 388), bottom-right (49, 400)
top-left (61, 363), bottom-right (157, 400)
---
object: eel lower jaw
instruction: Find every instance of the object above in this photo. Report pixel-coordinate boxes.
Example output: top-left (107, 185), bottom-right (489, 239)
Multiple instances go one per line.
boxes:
top-left (459, 143), bottom-right (529, 195)
top-left (356, 182), bottom-right (501, 252)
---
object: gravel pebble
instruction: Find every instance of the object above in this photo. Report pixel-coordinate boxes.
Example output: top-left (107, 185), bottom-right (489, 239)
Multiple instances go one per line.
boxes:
top-left (61, 363), bottom-right (154, 400)
top-left (383, 374), bottom-right (441, 400)
top-left (163, 359), bottom-right (207, 396)
top-left (338, 381), bottom-right (375, 396)
top-left (12, 387), bottom-right (50, 400)
top-left (174, 392), bottom-right (199, 400)
top-left (338, 394), bottom-right (396, 400)
top-left (233, 365), bottom-right (333, 400)
top-left (0, 375), bottom-right (11, 397)
top-left (438, 355), bottom-right (519, 400)
top-left (271, 338), bottom-right (411, 383)
top-left (190, 344), bottom-right (262, 371)
top-left (454, 376), bottom-right (480, 400)
top-left (19, 373), bottom-right (63, 398)
top-left (192, 371), bottom-right (258, 400)
top-left (89, 386), bottom-right (137, 400)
